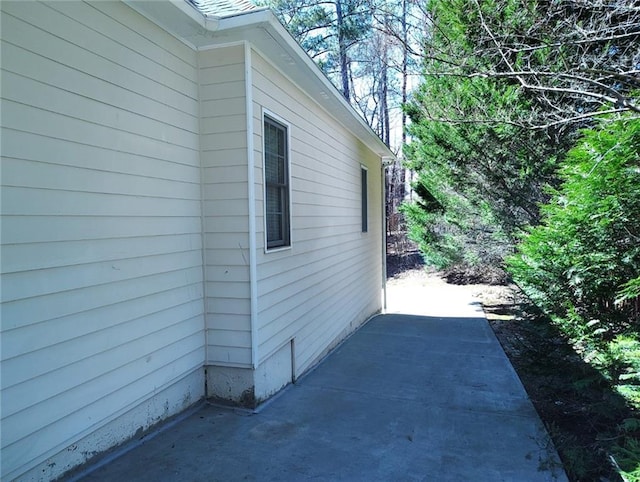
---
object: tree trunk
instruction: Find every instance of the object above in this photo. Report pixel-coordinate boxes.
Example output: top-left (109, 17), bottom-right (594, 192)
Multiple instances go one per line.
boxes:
top-left (381, 56), bottom-right (389, 145)
top-left (335, 0), bottom-right (350, 101)
top-left (401, 0), bottom-right (409, 199)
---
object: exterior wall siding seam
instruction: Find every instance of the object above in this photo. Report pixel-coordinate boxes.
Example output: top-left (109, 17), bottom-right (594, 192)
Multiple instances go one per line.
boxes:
top-left (1, 301), bottom-right (204, 366)
top-left (2, 328), bottom-right (205, 422)
top-left (39, 1), bottom-right (200, 92)
top-left (2, 10), bottom-right (199, 102)
top-left (1, 66), bottom-right (200, 133)
top-left (2, 98), bottom-right (200, 153)
top-left (1, 127), bottom-right (201, 169)
top-left (73, 2), bottom-right (199, 77)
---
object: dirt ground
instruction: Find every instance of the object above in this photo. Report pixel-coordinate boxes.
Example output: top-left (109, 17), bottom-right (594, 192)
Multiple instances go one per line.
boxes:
top-left (386, 261), bottom-right (635, 482)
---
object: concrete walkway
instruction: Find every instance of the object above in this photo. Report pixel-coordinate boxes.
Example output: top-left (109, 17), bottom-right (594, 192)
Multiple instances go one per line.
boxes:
top-left (76, 280), bottom-right (567, 481)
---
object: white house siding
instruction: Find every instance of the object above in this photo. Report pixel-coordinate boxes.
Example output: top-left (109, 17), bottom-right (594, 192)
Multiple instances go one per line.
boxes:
top-left (0, 2), bottom-right (205, 480)
top-left (198, 45), bottom-right (253, 374)
top-left (250, 49), bottom-right (383, 383)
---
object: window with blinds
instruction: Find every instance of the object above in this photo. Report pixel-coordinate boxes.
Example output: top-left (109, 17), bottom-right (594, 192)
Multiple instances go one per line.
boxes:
top-left (264, 115), bottom-right (290, 249)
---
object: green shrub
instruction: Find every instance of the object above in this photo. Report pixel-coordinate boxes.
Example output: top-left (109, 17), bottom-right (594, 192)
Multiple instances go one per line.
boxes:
top-left (508, 117), bottom-right (640, 340)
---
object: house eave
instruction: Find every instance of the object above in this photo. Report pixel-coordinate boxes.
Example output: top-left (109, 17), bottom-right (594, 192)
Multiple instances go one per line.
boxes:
top-left (124, 0), bottom-right (220, 41)
top-left (126, 0), bottom-right (395, 161)
top-left (223, 12), bottom-right (395, 160)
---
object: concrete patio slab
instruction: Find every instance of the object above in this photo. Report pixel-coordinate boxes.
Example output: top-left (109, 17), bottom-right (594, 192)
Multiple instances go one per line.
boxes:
top-left (73, 283), bottom-right (567, 481)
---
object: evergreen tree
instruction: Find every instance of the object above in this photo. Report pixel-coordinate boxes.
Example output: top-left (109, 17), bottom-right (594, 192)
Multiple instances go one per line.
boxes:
top-left (403, 0), bottom-right (566, 268)
top-left (403, 0), bottom-right (638, 269)
top-left (508, 116), bottom-right (640, 337)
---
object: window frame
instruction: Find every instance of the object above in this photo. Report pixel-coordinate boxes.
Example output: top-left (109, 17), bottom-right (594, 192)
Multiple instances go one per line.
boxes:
top-left (262, 111), bottom-right (292, 252)
top-left (361, 165), bottom-right (368, 233)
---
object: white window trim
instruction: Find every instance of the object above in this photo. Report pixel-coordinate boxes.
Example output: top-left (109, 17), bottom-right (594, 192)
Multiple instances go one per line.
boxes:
top-left (262, 108), bottom-right (293, 253)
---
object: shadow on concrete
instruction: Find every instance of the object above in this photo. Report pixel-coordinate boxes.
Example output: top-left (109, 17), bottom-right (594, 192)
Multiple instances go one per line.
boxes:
top-left (486, 300), bottom-right (639, 480)
top-left (75, 314), bottom-right (567, 482)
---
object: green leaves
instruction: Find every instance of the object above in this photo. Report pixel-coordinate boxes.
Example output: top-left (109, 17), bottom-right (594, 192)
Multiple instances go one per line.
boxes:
top-left (402, 0), bottom-right (578, 269)
top-left (508, 116), bottom-right (640, 337)
top-left (618, 277), bottom-right (640, 306)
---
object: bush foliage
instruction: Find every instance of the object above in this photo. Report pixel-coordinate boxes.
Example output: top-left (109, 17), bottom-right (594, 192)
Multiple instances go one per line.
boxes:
top-left (506, 116), bottom-right (640, 480)
top-left (402, 0), bottom-right (570, 269)
top-left (507, 117), bottom-right (640, 341)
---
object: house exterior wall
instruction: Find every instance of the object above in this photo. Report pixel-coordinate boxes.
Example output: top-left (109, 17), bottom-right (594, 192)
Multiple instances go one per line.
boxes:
top-left (250, 48), bottom-right (383, 398)
top-left (1, 2), bottom-right (387, 478)
top-left (0, 2), bottom-right (205, 480)
top-left (199, 44), bottom-right (252, 369)
top-left (198, 44), bottom-right (256, 402)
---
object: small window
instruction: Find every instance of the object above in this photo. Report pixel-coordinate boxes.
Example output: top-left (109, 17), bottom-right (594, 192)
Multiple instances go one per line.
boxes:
top-left (361, 166), bottom-right (368, 233)
top-left (264, 115), bottom-right (290, 249)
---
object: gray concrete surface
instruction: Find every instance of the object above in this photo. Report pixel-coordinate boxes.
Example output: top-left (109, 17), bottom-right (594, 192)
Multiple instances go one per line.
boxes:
top-left (75, 285), bottom-right (567, 481)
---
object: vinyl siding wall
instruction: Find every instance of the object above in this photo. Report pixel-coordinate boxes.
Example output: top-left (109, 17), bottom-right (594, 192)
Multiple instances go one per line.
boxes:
top-left (1, 4), bottom-right (385, 476)
top-left (250, 49), bottom-right (383, 375)
top-left (0, 2), bottom-right (205, 480)
top-left (198, 44), bottom-right (253, 368)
